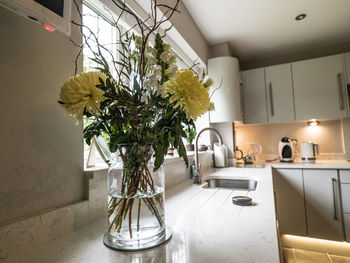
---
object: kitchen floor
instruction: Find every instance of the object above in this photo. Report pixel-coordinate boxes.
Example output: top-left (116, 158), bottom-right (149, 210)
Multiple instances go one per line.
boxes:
top-left (283, 248), bottom-right (350, 263)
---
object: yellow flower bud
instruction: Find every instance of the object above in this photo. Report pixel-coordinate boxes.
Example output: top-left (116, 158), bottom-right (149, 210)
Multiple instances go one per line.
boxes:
top-left (204, 77), bottom-right (214, 88)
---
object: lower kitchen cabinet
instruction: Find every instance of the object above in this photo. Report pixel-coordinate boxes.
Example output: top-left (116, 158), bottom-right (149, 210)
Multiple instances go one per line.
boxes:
top-left (273, 168), bottom-right (348, 242)
top-left (340, 169), bottom-right (350, 242)
top-left (303, 169), bottom-right (344, 241)
top-left (344, 214), bottom-right (350, 242)
top-left (273, 169), bottom-right (307, 236)
top-left (341, 183), bottom-right (350, 213)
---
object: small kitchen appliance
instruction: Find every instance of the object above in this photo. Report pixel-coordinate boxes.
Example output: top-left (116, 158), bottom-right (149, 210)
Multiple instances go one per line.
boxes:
top-left (279, 137), bottom-right (294, 162)
top-left (246, 142), bottom-right (262, 162)
top-left (301, 141), bottom-right (319, 162)
top-left (214, 143), bottom-right (228, 167)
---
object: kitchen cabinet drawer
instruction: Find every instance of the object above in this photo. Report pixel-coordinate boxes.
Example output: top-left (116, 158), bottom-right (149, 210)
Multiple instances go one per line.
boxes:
top-left (265, 64), bottom-right (295, 123)
top-left (241, 68), bottom-right (268, 124)
top-left (340, 169), bottom-right (350, 183)
top-left (292, 54), bottom-right (348, 120)
top-left (272, 169), bottom-right (306, 236)
top-left (341, 184), bottom-right (350, 213)
top-left (303, 169), bottom-right (344, 241)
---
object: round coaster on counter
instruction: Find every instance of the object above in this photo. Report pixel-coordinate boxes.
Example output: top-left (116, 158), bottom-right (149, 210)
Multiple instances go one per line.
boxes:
top-left (232, 196), bottom-right (252, 206)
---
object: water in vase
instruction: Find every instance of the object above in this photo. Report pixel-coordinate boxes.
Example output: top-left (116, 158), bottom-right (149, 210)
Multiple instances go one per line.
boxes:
top-left (107, 186), bottom-right (165, 246)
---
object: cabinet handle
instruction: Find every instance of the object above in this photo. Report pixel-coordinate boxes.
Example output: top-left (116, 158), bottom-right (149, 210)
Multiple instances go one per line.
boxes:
top-left (331, 178), bottom-right (338, 220)
top-left (337, 73), bottom-right (344, 111)
top-left (240, 82), bottom-right (245, 120)
top-left (269, 83), bottom-right (274, 116)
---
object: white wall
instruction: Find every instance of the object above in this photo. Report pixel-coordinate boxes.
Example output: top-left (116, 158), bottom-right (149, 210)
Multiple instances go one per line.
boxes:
top-left (166, 2), bottom-right (210, 64)
top-left (210, 122), bottom-right (235, 158)
top-left (157, 1), bottom-right (210, 65)
top-left (235, 120), bottom-right (346, 160)
top-left (342, 118), bottom-right (350, 160)
top-left (0, 3), bottom-right (84, 224)
top-left (209, 42), bottom-right (232, 58)
top-left (241, 41), bottom-right (350, 70)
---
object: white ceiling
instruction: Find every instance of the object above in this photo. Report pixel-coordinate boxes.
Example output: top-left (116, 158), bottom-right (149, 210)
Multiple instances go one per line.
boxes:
top-left (182, 0), bottom-right (350, 62)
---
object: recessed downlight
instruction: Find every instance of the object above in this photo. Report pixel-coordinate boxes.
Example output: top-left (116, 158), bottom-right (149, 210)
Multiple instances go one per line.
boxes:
top-left (295, 14), bottom-right (307, 21)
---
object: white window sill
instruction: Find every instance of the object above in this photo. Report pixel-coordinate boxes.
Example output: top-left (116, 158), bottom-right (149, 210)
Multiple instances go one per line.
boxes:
top-left (84, 151), bottom-right (213, 171)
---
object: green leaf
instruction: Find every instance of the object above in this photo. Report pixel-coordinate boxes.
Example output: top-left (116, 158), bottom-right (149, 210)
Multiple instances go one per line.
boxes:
top-left (121, 70), bottom-right (130, 80)
top-left (177, 136), bottom-right (188, 167)
top-left (153, 144), bottom-right (165, 171)
top-left (89, 57), bottom-right (103, 65)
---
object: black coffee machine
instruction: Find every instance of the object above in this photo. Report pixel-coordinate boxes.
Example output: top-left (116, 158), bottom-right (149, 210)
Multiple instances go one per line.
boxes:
top-left (278, 137), bottom-right (295, 162)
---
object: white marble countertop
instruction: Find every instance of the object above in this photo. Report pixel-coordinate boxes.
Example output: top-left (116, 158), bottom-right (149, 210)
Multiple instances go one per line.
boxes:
top-left (14, 167), bottom-right (280, 263)
top-left (268, 160), bottom-right (350, 169)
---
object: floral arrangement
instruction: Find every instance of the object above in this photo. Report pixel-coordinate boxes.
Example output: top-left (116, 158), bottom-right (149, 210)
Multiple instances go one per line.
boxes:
top-left (58, 0), bottom-right (214, 242)
top-left (59, 12), bottom-right (214, 170)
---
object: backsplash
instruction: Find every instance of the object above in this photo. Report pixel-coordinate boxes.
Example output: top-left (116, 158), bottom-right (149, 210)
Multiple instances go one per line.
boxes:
top-left (235, 120), bottom-right (346, 161)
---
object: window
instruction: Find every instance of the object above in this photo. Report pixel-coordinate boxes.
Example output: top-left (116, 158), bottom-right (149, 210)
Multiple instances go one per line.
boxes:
top-left (82, 1), bottom-right (210, 164)
top-left (82, 3), bottom-right (120, 162)
top-left (82, 4), bottom-right (118, 75)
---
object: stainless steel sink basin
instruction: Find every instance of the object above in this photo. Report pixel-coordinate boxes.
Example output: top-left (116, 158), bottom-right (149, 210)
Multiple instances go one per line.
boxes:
top-left (205, 178), bottom-right (257, 191)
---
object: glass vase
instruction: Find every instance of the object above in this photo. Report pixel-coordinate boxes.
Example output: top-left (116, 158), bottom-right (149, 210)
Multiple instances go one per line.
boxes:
top-left (103, 143), bottom-right (171, 251)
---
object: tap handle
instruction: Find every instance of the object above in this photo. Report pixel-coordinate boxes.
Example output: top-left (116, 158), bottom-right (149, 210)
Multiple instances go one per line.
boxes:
top-left (234, 146), bottom-right (244, 160)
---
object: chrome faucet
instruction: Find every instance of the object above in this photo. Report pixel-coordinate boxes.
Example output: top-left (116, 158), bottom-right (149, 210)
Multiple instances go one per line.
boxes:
top-left (193, 127), bottom-right (223, 184)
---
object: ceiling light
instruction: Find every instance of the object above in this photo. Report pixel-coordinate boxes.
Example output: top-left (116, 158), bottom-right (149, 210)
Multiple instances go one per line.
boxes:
top-left (307, 120), bottom-right (319, 126)
top-left (295, 14), bottom-right (307, 21)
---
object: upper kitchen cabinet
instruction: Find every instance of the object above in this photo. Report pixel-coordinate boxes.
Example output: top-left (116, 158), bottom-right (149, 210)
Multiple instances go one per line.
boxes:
top-left (241, 68), bottom-right (268, 124)
top-left (292, 54), bottom-right (348, 120)
top-left (265, 64), bottom-right (295, 123)
top-left (208, 57), bottom-right (242, 123)
top-left (345, 53), bottom-right (350, 84)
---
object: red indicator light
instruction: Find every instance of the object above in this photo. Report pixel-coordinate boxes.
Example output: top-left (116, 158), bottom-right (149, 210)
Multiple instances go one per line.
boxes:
top-left (42, 23), bottom-right (55, 32)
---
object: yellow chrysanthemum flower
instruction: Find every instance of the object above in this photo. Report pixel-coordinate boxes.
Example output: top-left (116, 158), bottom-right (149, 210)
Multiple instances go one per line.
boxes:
top-left (59, 72), bottom-right (107, 122)
top-left (165, 69), bottom-right (212, 120)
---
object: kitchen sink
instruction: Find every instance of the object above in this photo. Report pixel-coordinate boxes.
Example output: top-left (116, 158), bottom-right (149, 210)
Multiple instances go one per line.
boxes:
top-left (204, 178), bottom-right (257, 191)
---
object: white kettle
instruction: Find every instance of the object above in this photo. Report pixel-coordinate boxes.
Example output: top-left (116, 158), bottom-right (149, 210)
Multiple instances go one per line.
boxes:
top-left (301, 141), bottom-right (319, 162)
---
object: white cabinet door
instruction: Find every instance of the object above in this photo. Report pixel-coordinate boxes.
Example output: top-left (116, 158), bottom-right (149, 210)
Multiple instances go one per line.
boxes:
top-left (292, 54), bottom-right (348, 120)
top-left (272, 169), bottom-right (306, 236)
top-left (208, 57), bottom-right (242, 123)
top-left (241, 68), bottom-right (268, 124)
top-left (265, 64), bottom-right (295, 123)
top-left (341, 184), bottom-right (350, 213)
top-left (344, 214), bottom-right (350, 242)
top-left (340, 169), bottom-right (350, 183)
top-left (340, 170), bottom-right (350, 213)
top-left (345, 53), bottom-right (350, 84)
top-left (303, 169), bottom-right (344, 241)
top-left (340, 169), bottom-right (350, 241)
